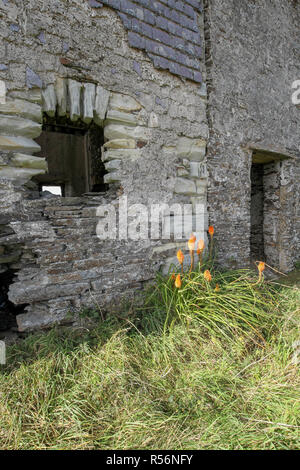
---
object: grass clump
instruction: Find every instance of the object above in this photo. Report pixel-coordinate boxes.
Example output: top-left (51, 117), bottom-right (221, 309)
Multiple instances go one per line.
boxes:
top-left (151, 268), bottom-right (281, 345)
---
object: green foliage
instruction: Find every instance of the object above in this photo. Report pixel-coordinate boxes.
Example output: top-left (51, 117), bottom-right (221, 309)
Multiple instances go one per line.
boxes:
top-left (148, 268), bottom-right (282, 345)
top-left (294, 260), bottom-right (300, 270)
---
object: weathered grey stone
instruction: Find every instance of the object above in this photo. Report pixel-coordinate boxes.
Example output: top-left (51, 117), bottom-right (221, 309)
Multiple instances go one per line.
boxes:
top-left (104, 124), bottom-right (150, 141)
top-left (103, 139), bottom-right (137, 149)
top-left (68, 79), bottom-right (82, 121)
top-left (177, 137), bottom-right (206, 161)
top-left (189, 161), bottom-right (199, 177)
top-left (148, 112), bottom-right (159, 128)
top-left (26, 67), bottom-right (42, 89)
top-left (0, 165), bottom-right (45, 180)
top-left (104, 172), bottom-right (122, 184)
top-left (10, 281), bottom-right (90, 304)
top-left (109, 92), bottom-right (142, 112)
top-left (17, 309), bottom-right (70, 332)
top-left (104, 123), bottom-right (135, 141)
top-left (174, 177), bottom-right (197, 195)
top-left (0, 80), bottom-right (6, 104)
top-left (94, 85), bottom-right (110, 125)
top-left (189, 161), bottom-right (208, 178)
top-left (42, 84), bottom-right (57, 117)
top-left (10, 153), bottom-right (47, 170)
top-left (9, 89), bottom-right (42, 104)
top-left (177, 166), bottom-right (189, 177)
top-left (0, 98), bottom-right (42, 122)
top-left (0, 115), bottom-right (41, 138)
top-left (10, 221), bottom-right (56, 239)
top-left (105, 109), bottom-right (141, 126)
top-left (0, 135), bottom-right (41, 152)
top-left (196, 179), bottom-right (207, 196)
top-left (55, 77), bottom-right (67, 116)
top-left (104, 159), bottom-right (121, 172)
top-left (83, 82), bottom-right (96, 124)
top-left (102, 148), bottom-right (142, 161)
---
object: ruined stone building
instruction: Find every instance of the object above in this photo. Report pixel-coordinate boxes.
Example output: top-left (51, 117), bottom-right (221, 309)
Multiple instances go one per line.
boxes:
top-left (0, 0), bottom-right (299, 332)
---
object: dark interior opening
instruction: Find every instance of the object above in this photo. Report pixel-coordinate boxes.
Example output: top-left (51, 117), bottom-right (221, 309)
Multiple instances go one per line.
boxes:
top-left (35, 116), bottom-right (107, 197)
top-left (0, 270), bottom-right (28, 333)
top-left (250, 163), bottom-right (265, 263)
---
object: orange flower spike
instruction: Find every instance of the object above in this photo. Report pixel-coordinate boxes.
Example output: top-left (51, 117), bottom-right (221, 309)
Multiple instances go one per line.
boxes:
top-left (258, 262), bottom-right (265, 273)
top-left (257, 261), bottom-right (265, 282)
top-left (177, 249), bottom-right (184, 265)
top-left (197, 239), bottom-right (205, 255)
top-left (177, 249), bottom-right (184, 273)
top-left (215, 283), bottom-right (220, 292)
top-left (175, 274), bottom-right (182, 289)
top-left (208, 226), bottom-right (214, 237)
top-left (197, 238), bottom-right (205, 272)
top-left (208, 226), bottom-right (214, 261)
top-left (177, 249), bottom-right (184, 264)
top-left (204, 269), bottom-right (212, 282)
top-left (171, 273), bottom-right (176, 281)
top-left (188, 234), bottom-right (196, 273)
top-left (188, 234), bottom-right (196, 252)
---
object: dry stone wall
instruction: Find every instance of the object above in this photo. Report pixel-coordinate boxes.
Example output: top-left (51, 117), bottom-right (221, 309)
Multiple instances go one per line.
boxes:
top-left (0, 0), bottom-right (208, 331)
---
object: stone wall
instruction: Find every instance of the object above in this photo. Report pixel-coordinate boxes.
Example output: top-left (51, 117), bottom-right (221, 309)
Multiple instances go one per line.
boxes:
top-left (204, 0), bottom-right (300, 270)
top-left (0, 0), bottom-right (208, 331)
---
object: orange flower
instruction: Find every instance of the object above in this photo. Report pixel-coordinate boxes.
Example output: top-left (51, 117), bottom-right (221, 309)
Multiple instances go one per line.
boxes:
top-left (208, 226), bottom-right (214, 261)
top-left (215, 283), bottom-right (220, 292)
top-left (188, 234), bottom-right (196, 252)
top-left (171, 273), bottom-right (176, 281)
top-left (175, 274), bottom-right (182, 289)
top-left (197, 239), bottom-right (205, 255)
top-left (257, 261), bottom-right (265, 282)
top-left (177, 249), bottom-right (184, 265)
top-left (204, 269), bottom-right (212, 282)
top-left (258, 262), bottom-right (265, 273)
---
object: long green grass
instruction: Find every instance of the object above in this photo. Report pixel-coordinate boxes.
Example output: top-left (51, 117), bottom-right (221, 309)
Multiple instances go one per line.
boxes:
top-left (150, 268), bottom-right (282, 344)
top-left (0, 269), bottom-right (299, 450)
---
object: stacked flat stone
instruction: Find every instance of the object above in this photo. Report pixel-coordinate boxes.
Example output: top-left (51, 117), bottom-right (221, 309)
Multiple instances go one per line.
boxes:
top-left (0, 81), bottom-right (46, 183)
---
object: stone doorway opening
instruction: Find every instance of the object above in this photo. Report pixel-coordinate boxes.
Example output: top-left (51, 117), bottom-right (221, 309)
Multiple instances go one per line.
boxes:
top-left (250, 162), bottom-right (265, 263)
top-left (35, 116), bottom-right (107, 197)
top-left (250, 148), bottom-right (291, 269)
